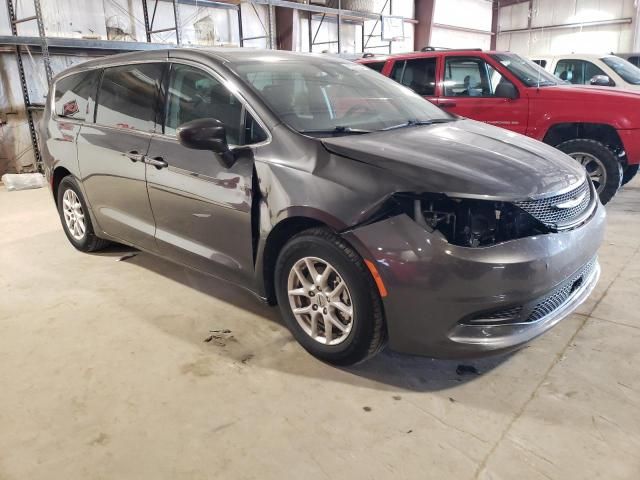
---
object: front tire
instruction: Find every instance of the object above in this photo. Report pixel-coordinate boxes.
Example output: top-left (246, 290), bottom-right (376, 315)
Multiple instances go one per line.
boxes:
top-left (556, 139), bottom-right (622, 205)
top-left (622, 163), bottom-right (639, 186)
top-left (274, 228), bottom-right (386, 366)
top-left (57, 176), bottom-right (109, 252)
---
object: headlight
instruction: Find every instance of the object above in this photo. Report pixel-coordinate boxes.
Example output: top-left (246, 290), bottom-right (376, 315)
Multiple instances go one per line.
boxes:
top-left (393, 193), bottom-right (549, 247)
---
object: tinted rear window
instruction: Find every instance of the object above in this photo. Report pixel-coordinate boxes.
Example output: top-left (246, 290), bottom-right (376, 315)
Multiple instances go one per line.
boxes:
top-left (363, 61), bottom-right (385, 73)
top-left (54, 70), bottom-right (100, 121)
top-left (96, 63), bottom-right (163, 132)
top-left (629, 56), bottom-right (640, 67)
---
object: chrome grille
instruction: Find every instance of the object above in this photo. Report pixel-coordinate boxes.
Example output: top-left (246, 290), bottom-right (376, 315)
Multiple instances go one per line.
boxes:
top-left (527, 257), bottom-right (597, 323)
top-left (515, 180), bottom-right (592, 229)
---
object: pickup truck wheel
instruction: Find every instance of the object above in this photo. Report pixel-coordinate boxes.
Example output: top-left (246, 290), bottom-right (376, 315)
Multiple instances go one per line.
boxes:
top-left (557, 139), bottom-right (623, 205)
top-left (622, 164), bottom-right (639, 186)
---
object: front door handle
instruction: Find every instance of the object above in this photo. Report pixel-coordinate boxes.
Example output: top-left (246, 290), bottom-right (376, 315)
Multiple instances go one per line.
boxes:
top-left (144, 156), bottom-right (168, 169)
top-left (123, 150), bottom-right (145, 162)
top-left (439, 101), bottom-right (457, 108)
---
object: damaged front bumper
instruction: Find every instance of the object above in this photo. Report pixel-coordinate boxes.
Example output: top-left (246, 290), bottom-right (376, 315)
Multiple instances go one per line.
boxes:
top-left (343, 202), bottom-right (606, 358)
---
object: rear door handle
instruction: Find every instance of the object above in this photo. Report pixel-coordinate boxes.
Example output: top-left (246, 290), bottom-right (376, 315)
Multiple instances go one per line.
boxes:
top-left (123, 150), bottom-right (145, 162)
top-left (144, 156), bottom-right (168, 169)
top-left (439, 101), bottom-right (457, 108)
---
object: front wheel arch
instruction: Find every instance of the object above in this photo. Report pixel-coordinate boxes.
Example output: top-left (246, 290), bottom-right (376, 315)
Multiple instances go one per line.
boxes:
top-left (261, 216), bottom-right (327, 305)
top-left (52, 166), bottom-right (72, 205)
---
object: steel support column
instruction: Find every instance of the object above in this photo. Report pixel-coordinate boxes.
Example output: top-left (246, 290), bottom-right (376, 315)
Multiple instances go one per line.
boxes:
top-left (275, 6), bottom-right (294, 50)
top-left (414, 0), bottom-right (435, 51)
top-left (491, 0), bottom-right (499, 49)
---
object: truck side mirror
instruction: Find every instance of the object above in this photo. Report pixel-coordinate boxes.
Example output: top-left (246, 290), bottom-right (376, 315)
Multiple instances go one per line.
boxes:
top-left (590, 75), bottom-right (615, 87)
top-left (495, 81), bottom-right (519, 100)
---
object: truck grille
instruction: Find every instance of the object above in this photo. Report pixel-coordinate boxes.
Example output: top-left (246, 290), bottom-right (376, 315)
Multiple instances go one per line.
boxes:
top-left (515, 179), bottom-right (592, 229)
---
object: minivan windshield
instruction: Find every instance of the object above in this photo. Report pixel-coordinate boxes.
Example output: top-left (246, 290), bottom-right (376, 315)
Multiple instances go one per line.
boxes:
top-left (491, 53), bottom-right (560, 87)
top-left (601, 56), bottom-right (640, 85)
top-left (233, 59), bottom-right (453, 134)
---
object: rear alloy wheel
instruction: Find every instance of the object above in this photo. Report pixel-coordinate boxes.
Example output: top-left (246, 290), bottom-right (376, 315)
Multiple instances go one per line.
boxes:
top-left (275, 227), bottom-right (386, 365)
top-left (57, 176), bottom-right (109, 252)
top-left (557, 139), bottom-right (623, 205)
top-left (622, 163), bottom-right (639, 186)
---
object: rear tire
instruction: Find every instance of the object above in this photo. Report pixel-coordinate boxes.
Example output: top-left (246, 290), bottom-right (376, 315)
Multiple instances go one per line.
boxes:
top-left (622, 163), bottom-right (639, 186)
top-left (274, 227), bottom-right (386, 366)
top-left (556, 139), bottom-right (622, 205)
top-left (57, 176), bottom-right (109, 252)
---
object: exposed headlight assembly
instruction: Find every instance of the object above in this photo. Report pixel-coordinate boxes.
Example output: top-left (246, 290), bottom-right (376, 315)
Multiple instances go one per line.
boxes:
top-left (393, 193), bottom-right (549, 248)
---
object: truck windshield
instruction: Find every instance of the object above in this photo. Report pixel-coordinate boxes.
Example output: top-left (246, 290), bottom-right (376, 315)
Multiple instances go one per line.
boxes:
top-left (490, 53), bottom-right (560, 87)
top-left (233, 59), bottom-right (453, 135)
top-left (601, 56), bottom-right (640, 85)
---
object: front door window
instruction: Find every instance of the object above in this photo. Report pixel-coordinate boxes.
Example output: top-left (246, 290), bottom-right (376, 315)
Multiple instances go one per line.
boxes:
top-left (444, 57), bottom-right (516, 98)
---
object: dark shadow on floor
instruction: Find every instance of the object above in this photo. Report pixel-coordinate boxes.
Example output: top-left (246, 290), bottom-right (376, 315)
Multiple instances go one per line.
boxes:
top-left (87, 242), bottom-right (138, 258)
top-left (94, 248), bottom-right (514, 392)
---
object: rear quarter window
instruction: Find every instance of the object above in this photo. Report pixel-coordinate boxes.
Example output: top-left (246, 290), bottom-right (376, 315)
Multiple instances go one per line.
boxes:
top-left (363, 61), bottom-right (386, 73)
top-left (54, 70), bottom-right (100, 121)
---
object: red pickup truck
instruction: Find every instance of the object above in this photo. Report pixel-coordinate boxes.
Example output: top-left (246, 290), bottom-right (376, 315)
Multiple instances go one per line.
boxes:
top-left (359, 49), bottom-right (640, 204)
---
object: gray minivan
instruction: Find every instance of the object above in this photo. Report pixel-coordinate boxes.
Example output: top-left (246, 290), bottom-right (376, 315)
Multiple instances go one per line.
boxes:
top-left (42, 48), bottom-right (604, 365)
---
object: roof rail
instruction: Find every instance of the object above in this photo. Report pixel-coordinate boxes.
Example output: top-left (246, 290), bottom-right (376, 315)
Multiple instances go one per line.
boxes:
top-left (420, 46), bottom-right (483, 52)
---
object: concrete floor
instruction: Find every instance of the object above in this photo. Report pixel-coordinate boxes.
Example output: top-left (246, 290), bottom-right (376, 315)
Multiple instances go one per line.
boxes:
top-left (1, 180), bottom-right (639, 480)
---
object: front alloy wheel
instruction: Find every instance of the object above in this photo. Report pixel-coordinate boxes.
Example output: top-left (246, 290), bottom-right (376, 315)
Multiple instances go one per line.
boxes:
top-left (287, 257), bottom-right (354, 346)
top-left (274, 227), bottom-right (386, 365)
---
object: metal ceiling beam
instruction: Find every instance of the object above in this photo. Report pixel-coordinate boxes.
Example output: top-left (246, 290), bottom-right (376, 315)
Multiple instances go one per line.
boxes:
top-left (500, 17), bottom-right (632, 34)
top-left (247, 0), bottom-right (414, 23)
top-left (0, 35), bottom-right (175, 51)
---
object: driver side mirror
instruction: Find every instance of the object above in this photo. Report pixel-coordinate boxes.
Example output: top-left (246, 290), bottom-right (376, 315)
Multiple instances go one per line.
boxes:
top-left (177, 118), bottom-right (236, 168)
top-left (495, 81), bottom-right (519, 100)
top-left (590, 75), bottom-right (615, 87)
top-left (177, 118), bottom-right (229, 154)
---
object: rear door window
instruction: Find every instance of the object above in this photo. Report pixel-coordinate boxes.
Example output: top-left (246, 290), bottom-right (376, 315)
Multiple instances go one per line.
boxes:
top-left (95, 63), bottom-right (164, 132)
top-left (54, 70), bottom-right (100, 121)
top-left (389, 58), bottom-right (437, 96)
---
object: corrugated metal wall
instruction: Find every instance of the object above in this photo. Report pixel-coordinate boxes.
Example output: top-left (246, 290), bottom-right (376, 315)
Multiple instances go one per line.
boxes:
top-left (497, 0), bottom-right (640, 56)
top-left (0, 0), bottom-right (416, 174)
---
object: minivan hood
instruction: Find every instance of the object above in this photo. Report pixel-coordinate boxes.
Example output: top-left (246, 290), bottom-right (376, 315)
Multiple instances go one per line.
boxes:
top-left (321, 119), bottom-right (585, 200)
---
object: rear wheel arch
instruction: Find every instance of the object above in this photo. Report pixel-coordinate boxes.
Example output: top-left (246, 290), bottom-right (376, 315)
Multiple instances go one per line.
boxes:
top-left (52, 166), bottom-right (72, 205)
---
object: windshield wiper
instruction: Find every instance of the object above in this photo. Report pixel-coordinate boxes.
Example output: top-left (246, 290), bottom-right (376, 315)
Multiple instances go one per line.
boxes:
top-left (381, 118), bottom-right (453, 131)
top-left (300, 126), bottom-right (373, 135)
